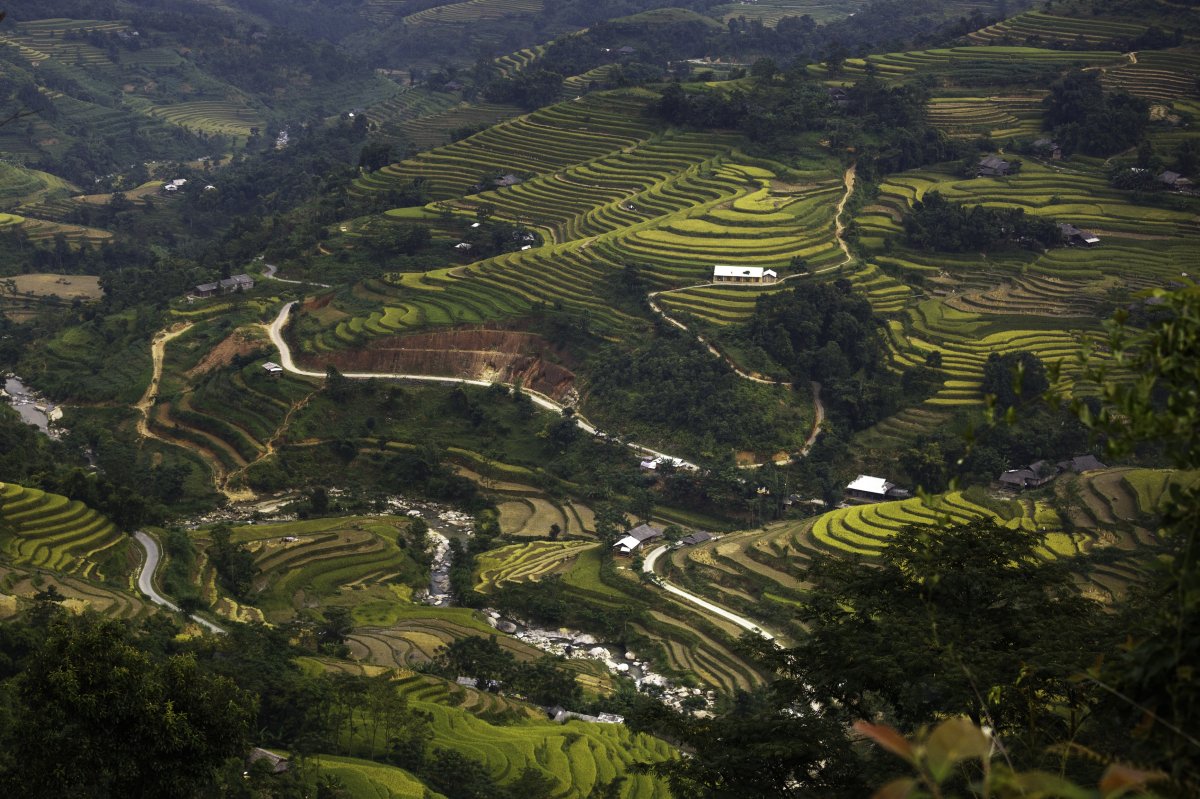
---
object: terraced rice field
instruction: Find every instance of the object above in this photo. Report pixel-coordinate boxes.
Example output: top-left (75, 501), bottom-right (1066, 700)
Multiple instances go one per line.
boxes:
top-left (313, 755), bottom-right (434, 799)
top-left (144, 100), bottom-right (264, 137)
top-left (811, 45), bottom-right (1125, 82)
top-left (0, 564), bottom-right (152, 620)
top-left (403, 0), bottom-right (543, 25)
top-left (2, 18), bottom-right (130, 76)
top-left (475, 540), bottom-right (598, 590)
top-left (355, 90), bottom-right (659, 199)
top-left (0, 163), bottom-right (77, 207)
top-left (321, 91), bottom-right (852, 349)
top-left (236, 515), bottom-right (425, 622)
top-left (493, 45), bottom-right (546, 78)
top-left (967, 11), bottom-right (1152, 47)
top-left (494, 497), bottom-right (596, 537)
top-left (845, 157), bottom-right (1200, 433)
top-left (926, 95), bottom-right (1044, 139)
top-left (0, 482), bottom-right (128, 581)
top-left (670, 469), bottom-right (1188, 617)
top-left (347, 610), bottom-right (617, 697)
top-left (1101, 49), bottom-right (1200, 104)
top-left (393, 680), bottom-right (674, 798)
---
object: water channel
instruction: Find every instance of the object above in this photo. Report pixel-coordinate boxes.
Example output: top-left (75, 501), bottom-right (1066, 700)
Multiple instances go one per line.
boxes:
top-left (2, 375), bottom-right (62, 437)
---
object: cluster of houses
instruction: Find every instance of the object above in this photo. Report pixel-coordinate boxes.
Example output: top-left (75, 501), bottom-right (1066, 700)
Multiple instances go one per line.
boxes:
top-left (998, 454), bottom-right (1106, 491)
top-left (712, 265), bottom-right (778, 284)
top-left (612, 522), bottom-right (712, 556)
top-left (192, 273), bottom-right (254, 298)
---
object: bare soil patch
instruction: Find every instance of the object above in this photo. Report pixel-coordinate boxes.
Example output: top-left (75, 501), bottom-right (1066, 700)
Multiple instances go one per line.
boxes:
top-left (9, 273), bottom-right (103, 300)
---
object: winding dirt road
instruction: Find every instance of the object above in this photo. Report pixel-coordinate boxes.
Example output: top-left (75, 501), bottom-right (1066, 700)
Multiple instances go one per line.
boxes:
top-left (647, 164), bottom-right (854, 464)
top-left (266, 303), bottom-right (700, 469)
top-left (135, 321), bottom-right (255, 502)
top-left (134, 322), bottom-right (193, 439)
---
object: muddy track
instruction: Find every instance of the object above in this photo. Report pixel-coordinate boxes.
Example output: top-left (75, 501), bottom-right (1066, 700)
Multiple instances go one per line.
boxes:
top-left (134, 323), bottom-right (254, 502)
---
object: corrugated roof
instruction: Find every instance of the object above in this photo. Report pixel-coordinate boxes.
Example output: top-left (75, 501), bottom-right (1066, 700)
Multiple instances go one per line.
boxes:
top-left (713, 265), bottom-right (764, 278)
top-left (846, 475), bottom-right (890, 494)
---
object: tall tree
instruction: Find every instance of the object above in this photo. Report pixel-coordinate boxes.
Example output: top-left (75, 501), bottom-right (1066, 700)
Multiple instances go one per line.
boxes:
top-left (0, 612), bottom-right (253, 798)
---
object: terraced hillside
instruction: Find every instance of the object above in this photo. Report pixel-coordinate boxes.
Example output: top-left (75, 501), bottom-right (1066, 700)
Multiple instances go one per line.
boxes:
top-left (225, 515), bottom-right (429, 623)
top-left (967, 10), bottom-right (1162, 47)
top-left (659, 470), bottom-right (1193, 635)
top-left (306, 86), bottom-right (852, 366)
top-left (0, 482), bottom-right (129, 582)
top-left (471, 541), bottom-right (770, 694)
top-left (317, 669), bottom-right (673, 798)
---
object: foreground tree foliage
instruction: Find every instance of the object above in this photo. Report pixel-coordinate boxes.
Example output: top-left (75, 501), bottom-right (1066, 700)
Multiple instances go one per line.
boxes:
top-left (0, 612), bottom-right (253, 798)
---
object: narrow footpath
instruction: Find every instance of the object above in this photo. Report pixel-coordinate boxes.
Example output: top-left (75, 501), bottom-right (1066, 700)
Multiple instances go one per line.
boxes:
top-left (133, 531), bottom-right (226, 634)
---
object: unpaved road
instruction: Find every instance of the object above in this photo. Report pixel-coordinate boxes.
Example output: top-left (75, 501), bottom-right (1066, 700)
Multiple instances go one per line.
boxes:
top-left (134, 322), bottom-right (193, 439)
top-left (267, 302), bottom-right (700, 469)
top-left (134, 322), bottom-right (254, 502)
top-left (643, 543), bottom-right (777, 641)
top-left (133, 531), bottom-right (226, 634)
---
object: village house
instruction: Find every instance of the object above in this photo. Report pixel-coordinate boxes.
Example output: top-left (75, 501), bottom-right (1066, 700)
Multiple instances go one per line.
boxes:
top-left (1157, 170), bottom-right (1194, 191)
top-left (826, 86), bottom-right (850, 107)
top-left (1032, 138), bottom-right (1063, 160)
top-left (219, 274), bottom-right (255, 293)
top-left (262, 361), bottom-right (283, 376)
top-left (193, 281), bottom-right (220, 298)
top-left (678, 530), bottom-right (713, 546)
top-left (246, 748), bottom-right (289, 774)
top-left (1059, 223), bottom-right (1100, 247)
top-left (712, 265), bottom-right (778, 284)
top-left (845, 475), bottom-right (909, 504)
top-left (613, 523), bottom-right (664, 556)
top-left (977, 155), bottom-right (1012, 177)
top-left (1057, 454), bottom-right (1107, 473)
top-left (997, 460), bottom-right (1057, 491)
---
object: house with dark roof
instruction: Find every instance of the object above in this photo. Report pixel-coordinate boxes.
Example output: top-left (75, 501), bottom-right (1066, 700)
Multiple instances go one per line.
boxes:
top-left (247, 748), bottom-right (289, 774)
top-left (1057, 454), bottom-right (1107, 473)
top-left (219, 274), bottom-right (254, 293)
top-left (613, 523), bottom-right (663, 555)
top-left (1157, 170), bottom-right (1194, 191)
top-left (1032, 138), bottom-right (1062, 160)
top-left (826, 86), bottom-right (849, 106)
top-left (194, 281), bottom-right (219, 298)
top-left (1059, 223), bottom-right (1100, 247)
top-left (998, 460), bottom-right (1057, 491)
top-left (978, 155), bottom-right (1011, 177)
top-left (678, 531), bottom-right (712, 546)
